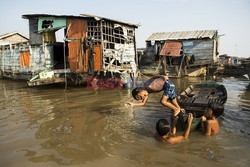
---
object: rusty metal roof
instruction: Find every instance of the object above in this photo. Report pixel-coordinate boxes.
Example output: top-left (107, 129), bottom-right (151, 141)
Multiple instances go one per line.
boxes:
top-left (160, 41), bottom-right (182, 56)
top-left (146, 30), bottom-right (217, 41)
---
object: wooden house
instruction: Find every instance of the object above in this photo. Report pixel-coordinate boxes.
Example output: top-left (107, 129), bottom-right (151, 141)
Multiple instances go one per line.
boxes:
top-left (0, 32), bottom-right (30, 79)
top-left (0, 14), bottom-right (139, 86)
top-left (0, 32), bottom-right (29, 45)
top-left (140, 30), bottom-right (219, 77)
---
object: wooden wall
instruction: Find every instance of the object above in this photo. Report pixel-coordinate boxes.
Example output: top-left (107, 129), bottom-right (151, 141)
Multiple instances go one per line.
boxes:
top-left (67, 18), bottom-right (102, 73)
top-left (67, 18), bottom-right (87, 73)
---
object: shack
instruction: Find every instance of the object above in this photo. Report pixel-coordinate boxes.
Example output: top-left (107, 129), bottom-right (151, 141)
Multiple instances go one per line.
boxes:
top-left (0, 32), bottom-right (29, 45)
top-left (0, 14), bottom-right (139, 86)
top-left (0, 32), bottom-right (29, 79)
top-left (140, 30), bottom-right (219, 77)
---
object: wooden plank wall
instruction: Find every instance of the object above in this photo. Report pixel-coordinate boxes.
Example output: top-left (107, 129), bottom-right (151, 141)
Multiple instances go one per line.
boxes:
top-left (67, 18), bottom-right (87, 73)
top-left (67, 19), bottom-right (102, 73)
top-left (183, 39), bottom-right (214, 62)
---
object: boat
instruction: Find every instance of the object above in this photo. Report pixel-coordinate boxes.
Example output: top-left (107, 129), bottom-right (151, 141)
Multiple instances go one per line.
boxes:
top-left (177, 81), bottom-right (227, 118)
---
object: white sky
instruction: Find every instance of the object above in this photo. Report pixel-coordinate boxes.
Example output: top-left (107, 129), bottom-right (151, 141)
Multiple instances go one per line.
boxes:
top-left (0, 0), bottom-right (249, 57)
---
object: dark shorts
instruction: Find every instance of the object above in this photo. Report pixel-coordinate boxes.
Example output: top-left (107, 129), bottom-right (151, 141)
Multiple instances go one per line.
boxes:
top-left (173, 113), bottom-right (202, 132)
top-left (163, 93), bottom-right (177, 101)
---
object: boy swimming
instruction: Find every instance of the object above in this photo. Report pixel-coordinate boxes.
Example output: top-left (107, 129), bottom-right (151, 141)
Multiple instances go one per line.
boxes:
top-left (156, 113), bottom-right (193, 144)
top-left (201, 103), bottom-right (223, 136)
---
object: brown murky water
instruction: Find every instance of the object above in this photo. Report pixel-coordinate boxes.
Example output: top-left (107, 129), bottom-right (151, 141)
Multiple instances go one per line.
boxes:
top-left (0, 76), bottom-right (250, 167)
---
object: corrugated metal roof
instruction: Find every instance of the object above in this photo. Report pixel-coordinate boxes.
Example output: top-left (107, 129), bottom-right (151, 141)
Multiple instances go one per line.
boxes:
top-left (22, 14), bottom-right (85, 19)
top-left (22, 14), bottom-right (139, 28)
top-left (160, 41), bottom-right (182, 56)
top-left (146, 30), bottom-right (217, 41)
top-left (81, 14), bottom-right (140, 28)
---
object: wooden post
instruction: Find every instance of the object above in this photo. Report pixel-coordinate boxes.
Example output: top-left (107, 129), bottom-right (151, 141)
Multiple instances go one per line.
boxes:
top-left (163, 55), bottom-right (167, 74)
top-left (1, 46), bottom-right (4, 73)
top-left (10, 44), bottom-right (14, 76)
top-left (63, 23), bottom-right (72, 90)
top-left (78, 37), bottom-right (84, 71)
top-left (169, 57), bottom-right (172, 67)
top-left (100, 21), bottom-right (104, 72)
top-left (178, 55), bottom-right (185, 77)
top-left (63, 39), bottom-right (67, 90)
top-left (175, 65), bottom-right (179, 75)
top-left (184, 65), bottom-right (187, 75)
top-left (155, 55), bottom-right (162, 74)
top-left (134, 29), bottom-right (138, 67)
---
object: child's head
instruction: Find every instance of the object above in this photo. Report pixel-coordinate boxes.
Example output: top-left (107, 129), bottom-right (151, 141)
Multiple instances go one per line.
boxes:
top-left (164, 75), bottom-right (169, 80)
top-left (204, 107), bottom-right (213, 119)
top-left (132, 88), bottom-right (146, 100)
top-left (205, 102), bottom-right (224, 118)
top-left (156, 119), bottom-right (171, 136)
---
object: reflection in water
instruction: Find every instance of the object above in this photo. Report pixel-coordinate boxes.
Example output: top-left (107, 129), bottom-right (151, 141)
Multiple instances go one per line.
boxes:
top-left (0, 77), bottom-right (250, 167)
top-left (32, 103), bottom-right (137, 165)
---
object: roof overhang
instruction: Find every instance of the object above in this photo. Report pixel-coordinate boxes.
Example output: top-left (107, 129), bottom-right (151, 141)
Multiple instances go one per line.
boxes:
top-left (160, 41), bottom-right (182, 57)
top-left (22, 14), bottom-right (140, 29)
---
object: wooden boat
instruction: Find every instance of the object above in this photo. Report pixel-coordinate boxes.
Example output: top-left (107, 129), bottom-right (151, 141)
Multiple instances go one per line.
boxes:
top-left (177, 81), bottom-right (227, 118)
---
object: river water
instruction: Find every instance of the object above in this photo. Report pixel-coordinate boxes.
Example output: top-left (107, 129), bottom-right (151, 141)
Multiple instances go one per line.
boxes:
top-left (0, 76), bottom-right (250, 167)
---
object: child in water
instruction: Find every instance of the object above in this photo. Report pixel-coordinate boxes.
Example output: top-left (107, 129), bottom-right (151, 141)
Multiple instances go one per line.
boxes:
top-left (126, 75), bottom-right (184, 117)
top-left (156, 113), bottom-right (194, 144)
top-left (201, 103), bottom-right (223, 136)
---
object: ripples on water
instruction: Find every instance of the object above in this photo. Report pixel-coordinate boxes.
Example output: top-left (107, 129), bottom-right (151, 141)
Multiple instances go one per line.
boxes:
top-left (0, 77), bottom-right (250, 167)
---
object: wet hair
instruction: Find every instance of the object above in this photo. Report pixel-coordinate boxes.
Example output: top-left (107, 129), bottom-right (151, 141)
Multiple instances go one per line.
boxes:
top-left (132, 88), bottom-right (139, 100)
top-left (205, 107), bottom-right (213, 119)
top-left (156, 119), bottom-right (171, 136)
top-left (132, 88), bottom-right (144, 100)
top-left (207, 102), bottom-right (224, 117)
